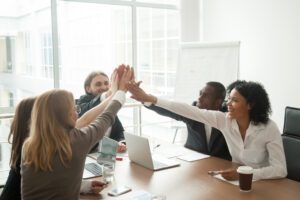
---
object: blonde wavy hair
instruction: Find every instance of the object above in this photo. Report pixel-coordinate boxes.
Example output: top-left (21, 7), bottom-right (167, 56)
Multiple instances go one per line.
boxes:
top-left (23, 89), bottom-right (74, 171)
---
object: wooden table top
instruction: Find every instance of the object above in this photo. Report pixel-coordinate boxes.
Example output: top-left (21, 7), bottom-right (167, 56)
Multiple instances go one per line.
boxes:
top-left (80, 155), bottom-right (300, 200)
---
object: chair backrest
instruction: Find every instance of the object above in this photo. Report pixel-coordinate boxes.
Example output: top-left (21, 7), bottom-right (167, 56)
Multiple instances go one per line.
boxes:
top-left (282, 106), bottom-right (300, 182)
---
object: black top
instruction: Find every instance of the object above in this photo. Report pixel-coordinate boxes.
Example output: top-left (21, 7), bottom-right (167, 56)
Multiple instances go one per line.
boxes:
top-left (77, 94), bottom-right (125, 151)
top-left (147, 104), bottom-right (231, 161)
top-left (0, 159), bottom-right (21, 200)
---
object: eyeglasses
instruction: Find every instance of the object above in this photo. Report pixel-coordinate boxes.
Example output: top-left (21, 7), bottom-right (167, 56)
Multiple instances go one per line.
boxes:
top-left (75, 105), bottom-right (81, 114)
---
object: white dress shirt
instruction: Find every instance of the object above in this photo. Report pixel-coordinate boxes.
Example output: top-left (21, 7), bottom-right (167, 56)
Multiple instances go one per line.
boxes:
top-left (156, 98), bottom-right (287, 180)
top-left (80, 180), bottom-right (92, 194)
top-left (204, 124), bottom-right (212, 145)
top-left (101, 91), bottom-right (123, 137)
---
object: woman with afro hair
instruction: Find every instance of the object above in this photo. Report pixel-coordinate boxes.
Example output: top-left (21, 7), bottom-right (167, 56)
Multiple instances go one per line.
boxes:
top-left (128, 80), bottom-right (287, 181)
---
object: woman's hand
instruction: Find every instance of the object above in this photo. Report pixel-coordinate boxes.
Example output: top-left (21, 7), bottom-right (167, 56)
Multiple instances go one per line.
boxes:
top-left (219, 168), bottom-right (239, 181)
top-left (106, 68), bottom-right (119, 97)
top-left (90, 180), bottom-right (108, 194)
top-left (118, 65), bottom-right (132, 92)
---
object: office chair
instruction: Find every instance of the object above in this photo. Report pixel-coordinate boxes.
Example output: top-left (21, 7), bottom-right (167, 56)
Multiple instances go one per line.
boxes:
top-left (282, 106), bottom-right (300, 182)
top-left (172, 122), bottom-right (186, 144)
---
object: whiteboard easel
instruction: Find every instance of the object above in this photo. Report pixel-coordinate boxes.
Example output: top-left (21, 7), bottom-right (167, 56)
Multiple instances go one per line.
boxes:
top-left (174, 41), bottom-right (240, 103)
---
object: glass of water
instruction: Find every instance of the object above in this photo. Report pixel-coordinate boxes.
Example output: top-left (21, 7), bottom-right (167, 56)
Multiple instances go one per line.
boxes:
top-left (102, 163), bottom-right (115, 183)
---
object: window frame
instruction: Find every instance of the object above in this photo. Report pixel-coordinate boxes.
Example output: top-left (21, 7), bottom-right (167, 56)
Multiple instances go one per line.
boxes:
top-left (51, 0), bottom-right (178, 88)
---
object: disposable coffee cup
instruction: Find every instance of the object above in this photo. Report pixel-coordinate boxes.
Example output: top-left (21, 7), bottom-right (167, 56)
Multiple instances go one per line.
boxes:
top-left (237, 166), bottom-right (253, 192)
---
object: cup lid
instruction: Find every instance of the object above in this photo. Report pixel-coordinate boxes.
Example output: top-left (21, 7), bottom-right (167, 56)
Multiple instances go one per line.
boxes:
top-left (237, 166), bottom-right (253, 174)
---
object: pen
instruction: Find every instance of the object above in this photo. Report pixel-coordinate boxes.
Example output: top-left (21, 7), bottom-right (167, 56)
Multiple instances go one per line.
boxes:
top-left (153, 144), bottom-right (161, 150)
top-left (208, 170), bottom-right (222, 176)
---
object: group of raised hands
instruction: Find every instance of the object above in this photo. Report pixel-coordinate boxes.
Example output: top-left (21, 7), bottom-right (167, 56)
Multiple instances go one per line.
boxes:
top-left (110, 64), bottom-right (156, 104)
top-left (85, 65), bottom-right (148, 194)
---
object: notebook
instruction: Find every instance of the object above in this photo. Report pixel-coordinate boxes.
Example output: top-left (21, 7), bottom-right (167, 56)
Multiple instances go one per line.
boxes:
top-left (124, 133), bottom-right (180, 171)
top-left (82, 137), bottom-right (118, 179)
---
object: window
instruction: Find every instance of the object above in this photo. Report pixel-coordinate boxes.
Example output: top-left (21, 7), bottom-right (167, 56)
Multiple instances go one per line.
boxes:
top-left (0, 36), bottom-right (15, 73)
top-left (137, 7), bottom-right (179, 98)
top-left (41, 31), bottom-right (53, 78)
top-left (137, 0), bottom-right (179, 5)
top-left (0, 0), bottom-right (53, 111)
top-left (0, 0), bottom-right (180, 138)
top-left (57, 1), bottom-right (133, 98)
top-left (24, 32), bottom-right (33, 75)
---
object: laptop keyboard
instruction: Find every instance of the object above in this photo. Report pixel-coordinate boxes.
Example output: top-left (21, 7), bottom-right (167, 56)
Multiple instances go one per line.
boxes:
top-left (85, 163), bottom-right (102, 176)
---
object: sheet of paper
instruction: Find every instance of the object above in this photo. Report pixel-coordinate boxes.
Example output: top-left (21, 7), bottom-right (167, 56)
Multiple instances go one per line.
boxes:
top-left (153, 144), bottom-right (210, 161)
top-left (154, 145), bottom-right (186, 158)
top-left (214, 174), bottom-right (239, 186)
top-left (213, 174), bottom-right (257, 186)
top-left (177, 152), bottom-right (210, 162)
top-left (126, 190), bottom-right (152, 200)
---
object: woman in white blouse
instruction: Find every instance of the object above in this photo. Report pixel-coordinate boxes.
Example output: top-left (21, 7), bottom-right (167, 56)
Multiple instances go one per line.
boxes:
top-left (128, 80), bottom-right (287, 181)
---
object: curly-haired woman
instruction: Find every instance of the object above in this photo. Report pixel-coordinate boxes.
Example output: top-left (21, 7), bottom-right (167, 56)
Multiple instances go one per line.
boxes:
top-left (128, 80), bottom-right (287, 181)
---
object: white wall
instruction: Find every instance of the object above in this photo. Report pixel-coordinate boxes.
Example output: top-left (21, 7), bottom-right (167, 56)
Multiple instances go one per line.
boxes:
top-left (199, 0), bottom-right (300, 129)
top-left (180, 0), bottom-right (201, 42)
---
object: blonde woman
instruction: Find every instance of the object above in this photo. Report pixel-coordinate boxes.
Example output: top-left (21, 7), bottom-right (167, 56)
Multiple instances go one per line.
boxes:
top-left (0, 97), bottom-right (109, 200)
top-left (1, 67), bottom-right (122, 200)
top-left (21, 66), bottom-right (132, 199)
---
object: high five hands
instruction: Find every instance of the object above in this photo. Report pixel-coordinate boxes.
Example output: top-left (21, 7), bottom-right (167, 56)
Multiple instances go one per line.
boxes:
top-left (121, 69), bottom-right (157, 104)
top-left (114, 64), bottom-right (133, 92)
top-left (115, 64), bottom-right (156, 103)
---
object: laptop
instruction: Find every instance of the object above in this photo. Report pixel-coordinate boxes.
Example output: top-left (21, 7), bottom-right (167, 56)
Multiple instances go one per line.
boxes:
top-left (83, 157), bottom-right (103, 179)
top-left (82, 137), bottom-right (118, 179)
top-left (124, 133), bottom-right (180, 171)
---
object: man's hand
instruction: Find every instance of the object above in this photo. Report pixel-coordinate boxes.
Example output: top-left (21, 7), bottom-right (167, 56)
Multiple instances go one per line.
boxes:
top-left (117, 142), bottom-right (127, 153)
top-left (219, 168), bottom-right (239, 181)
top-left (127, 81), bottom-right (157, 104)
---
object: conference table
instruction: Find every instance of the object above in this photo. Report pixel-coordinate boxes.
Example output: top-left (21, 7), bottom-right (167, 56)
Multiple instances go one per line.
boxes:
top-left (80, 153), bottom-right (300, 200)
